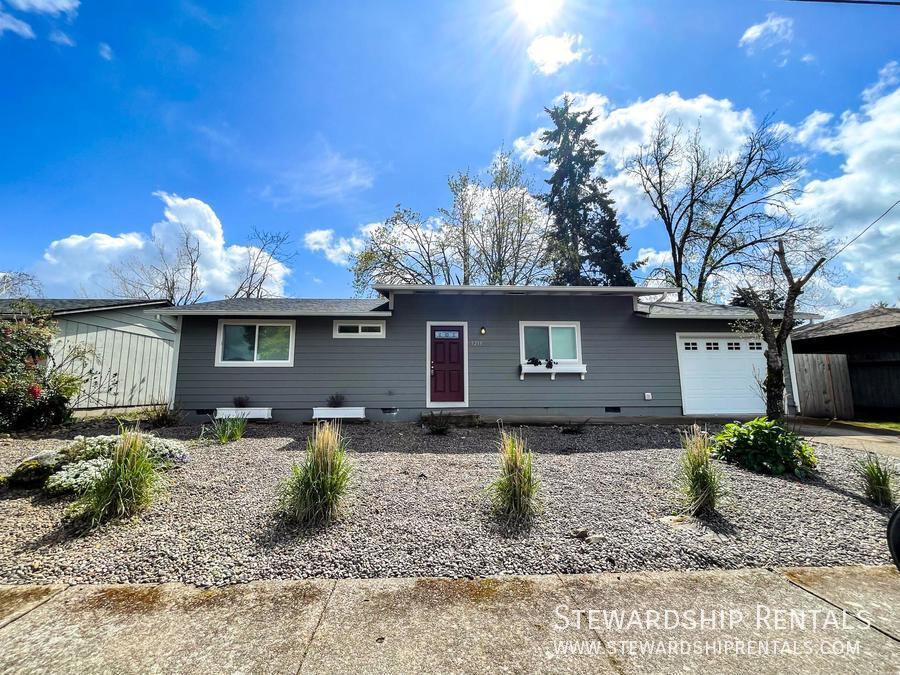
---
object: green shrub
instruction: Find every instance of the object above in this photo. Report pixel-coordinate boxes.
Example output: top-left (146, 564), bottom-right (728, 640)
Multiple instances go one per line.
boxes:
top-left (65, 434), bottom-right (189, 465)
top-left (713, 417), bottom-right (817, 478)
top-left (487, 429), bottom-right (540, 523)
top-left (677, 425), bottom-right (725, 516)
top-left (855, 453), bottom-right (896, 507)
top-left (278, 421), bottom-right (352, 525)
top-left (72, 430), bottom-right (161, 527)
top-left (45, 458), bottom-right (112, 496)
top-left (202, 416), bottom-right (248, 444)
top-left (422, 412), bottom-right (451, 435)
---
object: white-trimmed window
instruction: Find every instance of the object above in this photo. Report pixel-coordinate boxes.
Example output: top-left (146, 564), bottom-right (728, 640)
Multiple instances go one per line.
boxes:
top-left (519, 321), bottom-right (582, 364)
top-left (215, 320), bottom-right (295, 367)
top-left (333, 320), bottom-right (386, 339)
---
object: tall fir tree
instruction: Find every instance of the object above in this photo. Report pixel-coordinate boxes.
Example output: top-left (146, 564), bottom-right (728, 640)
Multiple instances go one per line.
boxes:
top-left (538, 96), bottom-right (637, 286)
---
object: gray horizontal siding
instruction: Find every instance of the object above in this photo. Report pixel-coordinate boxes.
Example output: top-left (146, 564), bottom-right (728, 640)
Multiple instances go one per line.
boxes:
top-left (173, 294), bottom-right (796, 421)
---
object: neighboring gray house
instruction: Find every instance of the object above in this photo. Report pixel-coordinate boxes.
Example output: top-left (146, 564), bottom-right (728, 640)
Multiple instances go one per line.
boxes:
top-left (161, 285), bottom-right (810, 422)
top-left (0, 298), bottom-right (175, 410)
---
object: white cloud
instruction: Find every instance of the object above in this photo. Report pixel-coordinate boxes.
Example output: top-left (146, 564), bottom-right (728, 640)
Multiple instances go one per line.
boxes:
top-left (0, 11), bottom-right (34, 39)
top-left (792, 64), bottom-right (900, 312)
top-left (303, 223), bottom-right (380, 266)
top-left (738, 13), bottom-right (793, 54)
top-left (514, 91), bottom-right (755, 224)
top-left (5, 0), bottom-right (78, 15)
top-left (526, 33), bottom-right (586, 75)
top-left (862, 60), bottom-right (899, 103)
top-left (98, 42), bottom-right (113, 60)
top-left (39, 193), bottom-right (291, 298)
top-left (801, 53), bottom-right (815, 64)
top-left (786, 110), bottom-right (834, 150)
top-left (48, 29), bottom-right (74, 46)
top-left (261, 138), bottom-right (375, 208)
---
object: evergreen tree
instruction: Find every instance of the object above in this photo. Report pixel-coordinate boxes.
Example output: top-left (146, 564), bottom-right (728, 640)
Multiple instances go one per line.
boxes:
top-left (538, 96), bottom-right (636, 286)
top-left (538, 97), bottom-right (637, 286)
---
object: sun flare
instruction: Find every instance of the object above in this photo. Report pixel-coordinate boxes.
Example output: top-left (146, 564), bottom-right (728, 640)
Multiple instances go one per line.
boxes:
top-left (513, 0), bottom-right (563, 30)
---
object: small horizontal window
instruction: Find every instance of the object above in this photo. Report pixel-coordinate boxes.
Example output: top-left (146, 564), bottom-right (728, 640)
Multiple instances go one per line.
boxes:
top-left (683, 341), bottom-right (698, 351)
top-left (727, 342), bottom-right (741, 351)
top-left (333, 320), bottom-right (386, 339)
top-left (216, 320), bottom-right (294, 367)
top-left (749, 341), bottom-right (763, 351)
top-left (705, 342), bottom-right (720, 351)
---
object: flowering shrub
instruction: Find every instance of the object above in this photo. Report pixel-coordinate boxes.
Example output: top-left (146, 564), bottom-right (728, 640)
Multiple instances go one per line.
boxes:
top-left (0, 302), bottom-right (84, 431)
top-left (45, 458), bottom-right (112, 495)
top-left (65, 434), bottom-right (189, 465)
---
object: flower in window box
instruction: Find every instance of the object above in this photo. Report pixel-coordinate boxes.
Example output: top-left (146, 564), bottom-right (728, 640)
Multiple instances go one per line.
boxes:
top-left (526, 357), bottom-right (542, 366)
top-left (28, 383), bottom-right (43, 399)
top-left (545, 358), bottom-right (555, 369)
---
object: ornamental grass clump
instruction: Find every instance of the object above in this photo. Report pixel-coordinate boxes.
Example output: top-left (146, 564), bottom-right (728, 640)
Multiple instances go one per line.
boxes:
top-left (677, 425), bottom-right (725, 517)
top-left (279, 421), bottom-right (352, 526)
top-left (855, 453), bottom-right (896, 507)
top-left (203, 415), bottom-right (248, 444)
top-left (487, 428), bottom-right (540, 523)
top-left (73, 430), bottom-right (161, 527)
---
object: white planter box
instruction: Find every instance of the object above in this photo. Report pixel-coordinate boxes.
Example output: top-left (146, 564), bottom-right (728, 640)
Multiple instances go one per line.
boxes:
top-left (313, 406), bottom-right (366, 420)
top-left (215, 407), bottom-right (272, 419)
top-left (519, 363), bottom-right (587, 381)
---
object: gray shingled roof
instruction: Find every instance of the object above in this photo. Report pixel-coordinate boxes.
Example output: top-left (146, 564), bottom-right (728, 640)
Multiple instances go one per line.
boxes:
top-left (0, 298), bottom-right (169, 316)
top-left (156, 298), bottom-right (390, 315)
top-left (636, 301), bottom-right (820, 320)
top-left (793, 306), bottom-right (900, 341)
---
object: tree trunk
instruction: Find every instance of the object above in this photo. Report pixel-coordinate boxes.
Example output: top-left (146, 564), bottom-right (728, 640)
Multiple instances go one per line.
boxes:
top-left (764, 349), bottom-right (786, 423)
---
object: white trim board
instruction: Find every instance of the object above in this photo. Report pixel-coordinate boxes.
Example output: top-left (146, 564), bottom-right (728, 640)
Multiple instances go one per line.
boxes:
top-left (214, 319), bottom-right (296, 367)
top-left (167, 315), bottom-right (182, 410)
top-left (425, 321), bottom-right (469, 409)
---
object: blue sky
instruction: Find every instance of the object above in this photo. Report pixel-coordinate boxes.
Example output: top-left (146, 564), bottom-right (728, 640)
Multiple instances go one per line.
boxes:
top-left (1, 0), bottom-right (898, 312)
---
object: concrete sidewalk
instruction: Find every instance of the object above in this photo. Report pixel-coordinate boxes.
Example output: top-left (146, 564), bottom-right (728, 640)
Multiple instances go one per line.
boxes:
top-left (0, 566), bottom-right (898, 673)
top-left (797, 423), bottom-right (900, 459)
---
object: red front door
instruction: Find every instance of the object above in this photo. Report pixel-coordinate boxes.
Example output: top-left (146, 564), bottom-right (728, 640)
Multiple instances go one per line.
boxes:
top-left (430, 325), bottom-right (465, 403)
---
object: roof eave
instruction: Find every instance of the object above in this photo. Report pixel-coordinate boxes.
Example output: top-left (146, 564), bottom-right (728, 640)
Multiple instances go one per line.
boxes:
top-left (155, 309), bottom-right (393, 317)
top-left (52, 300), bottom-right (171, 316)
top-left (374, 284), bottom-right (675, 297)
top-left (638, 312), bottom-right (822, 320)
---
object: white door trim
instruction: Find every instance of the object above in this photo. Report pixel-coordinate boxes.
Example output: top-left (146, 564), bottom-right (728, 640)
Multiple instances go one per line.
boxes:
top-left (425, 321), bottom-right (469, 409)
top-left (786, 336), bottom-right (801, 415)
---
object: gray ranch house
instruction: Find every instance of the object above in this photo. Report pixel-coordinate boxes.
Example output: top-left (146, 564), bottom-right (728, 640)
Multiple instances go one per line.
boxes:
top-left (161, 285), bottom-right (810, 422)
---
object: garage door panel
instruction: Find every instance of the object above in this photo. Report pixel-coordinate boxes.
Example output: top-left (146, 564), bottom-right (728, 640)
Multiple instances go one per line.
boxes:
top-left (678, 336), bottom-right (766, 415)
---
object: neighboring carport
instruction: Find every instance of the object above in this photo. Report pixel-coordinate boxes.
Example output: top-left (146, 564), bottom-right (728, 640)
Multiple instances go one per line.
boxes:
top-left (793, 307), bottom-right (900, 419)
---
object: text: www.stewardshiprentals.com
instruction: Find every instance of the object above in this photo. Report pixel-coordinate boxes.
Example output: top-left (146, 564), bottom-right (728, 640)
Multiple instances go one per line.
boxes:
top-left (549, 639), bottom-right (862, 658)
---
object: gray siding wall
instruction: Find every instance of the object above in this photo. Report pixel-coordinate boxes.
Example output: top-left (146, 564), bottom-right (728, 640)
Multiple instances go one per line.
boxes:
top-left (174, 294), bottom-right (796, 421)
top-left (52, 309), bottom-right (175, 409)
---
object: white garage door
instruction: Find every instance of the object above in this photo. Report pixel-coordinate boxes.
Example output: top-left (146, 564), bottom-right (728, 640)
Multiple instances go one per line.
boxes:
top-left (677, 335), bottom-right (766, 415)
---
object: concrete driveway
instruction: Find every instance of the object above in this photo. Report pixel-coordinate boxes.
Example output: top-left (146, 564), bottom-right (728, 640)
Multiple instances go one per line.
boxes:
top-left (796, 423), bottom-right (900, 459)
top-left (1, 566), bottom-right (898, 673)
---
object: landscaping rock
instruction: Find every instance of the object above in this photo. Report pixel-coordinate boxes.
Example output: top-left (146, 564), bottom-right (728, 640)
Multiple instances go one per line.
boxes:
top-left (7, 451), bottom-right (66, 488)
top-left (0, 423), bottom-right (894, 585)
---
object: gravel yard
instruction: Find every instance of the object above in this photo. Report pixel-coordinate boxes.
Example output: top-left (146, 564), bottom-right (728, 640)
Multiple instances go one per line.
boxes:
top-left (0, 423), bottom-right (895, 586)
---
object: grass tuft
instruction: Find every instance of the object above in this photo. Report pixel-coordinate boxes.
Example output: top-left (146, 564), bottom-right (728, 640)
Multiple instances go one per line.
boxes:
top-left (677, 424), bottom-right (725, 516)
top-left (72, 429), bottom-right (161, 527)
top-left (278, 421), bottom-right (353, 526)
top-left (855, 452), bottom-right (896, 507)
top-left (203, 415), bottom-right (248, 444)
top-left (487, 428), bottom-right (540, 523)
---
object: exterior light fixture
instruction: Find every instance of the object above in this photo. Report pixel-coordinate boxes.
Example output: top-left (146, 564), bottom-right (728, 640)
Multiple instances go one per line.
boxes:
top-left (480, 326), bottom-right (487, 335)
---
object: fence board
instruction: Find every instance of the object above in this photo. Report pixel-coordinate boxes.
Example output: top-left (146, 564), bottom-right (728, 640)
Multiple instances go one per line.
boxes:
top-left (795, 353), bottom-right (854, 419)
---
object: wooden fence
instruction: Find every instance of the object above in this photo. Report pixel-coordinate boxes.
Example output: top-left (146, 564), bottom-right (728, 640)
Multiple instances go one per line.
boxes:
top-left (794, 353), bottom-right (854, 419)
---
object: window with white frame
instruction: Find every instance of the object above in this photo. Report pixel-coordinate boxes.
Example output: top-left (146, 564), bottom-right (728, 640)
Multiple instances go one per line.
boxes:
top-left (215, 320), bottom-right (295, 366)
top-left (333, 320), bottom-right (386, 338)
top-left (519, 322), bottom-right (582, 363)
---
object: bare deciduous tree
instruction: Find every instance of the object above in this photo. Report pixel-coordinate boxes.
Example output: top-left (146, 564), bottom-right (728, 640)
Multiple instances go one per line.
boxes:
top-left (230, 228), bottom-right (296, 299)
top-left (109, 226), bottom-right (204, 305)
top-left (0, 271), bottom-right (41, 298)
top-left (736, 239), bottom-right (828, 422)
top-left (628, 115), bottom-right (809, 302)
top-left (351, 151), bottom-right (549, 292)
